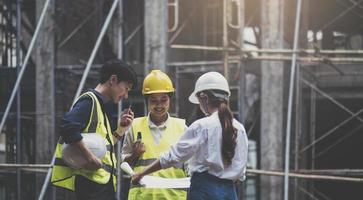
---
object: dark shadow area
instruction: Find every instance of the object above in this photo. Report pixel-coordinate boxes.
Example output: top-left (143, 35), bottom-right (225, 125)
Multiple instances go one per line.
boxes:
top-left (314, 97), bottom-right (363, 200)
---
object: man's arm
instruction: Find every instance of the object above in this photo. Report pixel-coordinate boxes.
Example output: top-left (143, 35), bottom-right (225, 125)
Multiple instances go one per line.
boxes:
top-left (113, 107), bottom-right (134, 141)
top-left (60, 97), bottom-right (91, 144)
top-left (71, 139), bottom-right (102, 170)
top-left (60, 96), bottom-right (101, 170)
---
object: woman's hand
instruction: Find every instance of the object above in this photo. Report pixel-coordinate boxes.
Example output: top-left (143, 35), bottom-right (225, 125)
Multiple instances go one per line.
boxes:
top-left (131, 159), bottom-right (162, 185)
top-left (131, 140), bottom-right (146, 157)
top-left (131, 172), bottom-right (144, 185)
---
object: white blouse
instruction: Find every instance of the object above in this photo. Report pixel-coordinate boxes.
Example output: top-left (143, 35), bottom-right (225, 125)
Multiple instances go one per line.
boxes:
top-left (160, 111), bottom-right (248, 181)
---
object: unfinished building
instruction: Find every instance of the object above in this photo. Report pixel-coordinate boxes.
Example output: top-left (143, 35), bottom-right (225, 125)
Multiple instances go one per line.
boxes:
top-left (1, 0), bottom-right (363, 199)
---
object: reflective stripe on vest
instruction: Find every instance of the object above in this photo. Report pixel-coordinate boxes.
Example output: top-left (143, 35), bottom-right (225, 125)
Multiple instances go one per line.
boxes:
top-left (54, 158), bottom-right (116, 175)
top-left (51, 92), bottom-right (117, 191)
top-left (128, 116), bottom-right (188, 200)
top-left (134, 158), bottom-right (157, 167)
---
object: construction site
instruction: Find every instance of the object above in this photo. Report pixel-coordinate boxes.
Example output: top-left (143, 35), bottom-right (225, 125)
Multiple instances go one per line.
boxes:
top-left (1, 0), bottom-right (363, 199)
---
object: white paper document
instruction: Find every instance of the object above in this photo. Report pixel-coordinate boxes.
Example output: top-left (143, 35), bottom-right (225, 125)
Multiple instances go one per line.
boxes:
top-left (140, 176), bottom-right (190, 189)
top-left (121, 162), bottom-right (190, 189)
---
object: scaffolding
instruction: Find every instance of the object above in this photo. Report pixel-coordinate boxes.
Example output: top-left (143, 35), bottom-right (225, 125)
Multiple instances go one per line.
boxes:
top-left (1, 0), bottom-right (363, 200)
top-left (167, 0), bottom-right (363, 200)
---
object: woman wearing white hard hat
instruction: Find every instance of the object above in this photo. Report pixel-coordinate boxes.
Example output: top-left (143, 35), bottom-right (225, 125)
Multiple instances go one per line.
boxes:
top-left (132, 71), bottom-right (248, 200)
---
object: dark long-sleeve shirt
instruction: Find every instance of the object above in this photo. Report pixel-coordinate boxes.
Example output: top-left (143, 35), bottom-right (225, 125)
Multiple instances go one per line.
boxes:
top-left (60, 89), bottom-right (116, 144)
top-left (60, 90), bottom-right (118, 193)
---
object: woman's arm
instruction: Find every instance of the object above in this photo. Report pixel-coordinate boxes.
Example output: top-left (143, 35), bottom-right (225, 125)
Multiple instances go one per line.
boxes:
top-left (131, 159), bottom-right (162, 184)
top-left (132, 122), bottom-right (204, 183)
top-left (159, 123), bottom-right (204, 168)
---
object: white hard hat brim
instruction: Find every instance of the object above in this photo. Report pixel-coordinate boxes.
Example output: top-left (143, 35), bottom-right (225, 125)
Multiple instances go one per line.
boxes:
top-left (188, 90), bottom-right (199, 104)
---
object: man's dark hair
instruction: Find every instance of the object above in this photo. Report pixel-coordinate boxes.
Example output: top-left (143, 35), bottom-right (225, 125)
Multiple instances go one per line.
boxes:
top-left (100, 59), bottom-right (137, 88)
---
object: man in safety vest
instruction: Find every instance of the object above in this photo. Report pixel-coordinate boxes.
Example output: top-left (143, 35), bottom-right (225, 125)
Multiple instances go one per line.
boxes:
top-left (51, 59), bottom-right (137, 200)
top-left (122, 70), bottom-right (188, 200)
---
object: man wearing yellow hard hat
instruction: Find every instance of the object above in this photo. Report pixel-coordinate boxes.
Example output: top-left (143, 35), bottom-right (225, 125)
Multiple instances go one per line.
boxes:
top-left (121, 70), bottom-right (188, 200)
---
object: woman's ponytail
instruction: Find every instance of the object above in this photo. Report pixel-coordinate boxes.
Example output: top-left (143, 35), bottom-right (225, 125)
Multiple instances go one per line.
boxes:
top-left (202, 90), bottom-right (237, 166)
top-left (218, 101), bottom-right (237, 166)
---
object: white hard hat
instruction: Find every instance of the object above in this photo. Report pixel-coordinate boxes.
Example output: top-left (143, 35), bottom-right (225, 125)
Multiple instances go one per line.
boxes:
top-left (62, 133), bottom-right (107, 169)
top-left (189, 71), bottom-right (230, 104)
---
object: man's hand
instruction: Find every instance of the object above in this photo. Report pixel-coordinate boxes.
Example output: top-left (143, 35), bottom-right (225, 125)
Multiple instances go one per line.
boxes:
top-left (72, 139), bottom-right (103, 171)
top-left (113, 108), bottom-right (134, 140)
top-left (83, 155), bottom-right (103, 171)
top-left (119, 108), bottom-right (134, 127)
top-left (113, 108), bottom-right (134, 141)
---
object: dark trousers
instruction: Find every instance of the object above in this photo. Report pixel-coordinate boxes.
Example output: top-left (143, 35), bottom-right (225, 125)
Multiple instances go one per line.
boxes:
top-left (188, 172), bottom-right (237, 200)
top-left (75, 175), bottom-right (115, 200)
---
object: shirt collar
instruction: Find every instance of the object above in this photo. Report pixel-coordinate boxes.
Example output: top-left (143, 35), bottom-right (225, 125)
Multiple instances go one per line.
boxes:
top-left (90, 89), bottom-right (107, 105)
top-left (210, 110), bottom-right (218, 116)
top-left (147, 113), bottom-right (170, 129)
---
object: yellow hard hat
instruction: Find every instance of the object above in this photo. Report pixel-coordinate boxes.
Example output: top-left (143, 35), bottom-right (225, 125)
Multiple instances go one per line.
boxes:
top-left (142, 70), bottom-right (175, 95)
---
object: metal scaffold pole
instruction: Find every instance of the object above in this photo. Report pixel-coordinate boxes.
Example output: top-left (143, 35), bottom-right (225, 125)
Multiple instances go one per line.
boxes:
top-left (248, 169), bottom-right (363, 183)
top-left (116, 0), bottom-right (123, 199)
top-left (16, 0), bottom-right (22, 199)
top-left (38, 0), bottom-right (120, 199)
top-left (0, 0), bottom-right (51, 136)
top-left (284, 0), bottom-right (303, 199)
top-left (171, 44), bottom-right (363, 54)
top-left (222, 0), bottom-right (229, 79)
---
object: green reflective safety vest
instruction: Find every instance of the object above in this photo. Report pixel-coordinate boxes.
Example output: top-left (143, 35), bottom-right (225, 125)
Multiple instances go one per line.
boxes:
top-left (128, 116), bottom-right (188, 200)
top-left (51, 92), bottom-right (117, 191)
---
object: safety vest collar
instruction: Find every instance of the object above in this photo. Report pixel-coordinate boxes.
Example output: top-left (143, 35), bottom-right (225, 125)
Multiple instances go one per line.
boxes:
top-left (147, 112), bottom-right (170, 129)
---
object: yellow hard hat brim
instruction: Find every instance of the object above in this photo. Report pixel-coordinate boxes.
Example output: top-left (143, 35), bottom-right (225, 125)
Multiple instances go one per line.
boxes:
top-left (142, 89), bottom-right (175, 95)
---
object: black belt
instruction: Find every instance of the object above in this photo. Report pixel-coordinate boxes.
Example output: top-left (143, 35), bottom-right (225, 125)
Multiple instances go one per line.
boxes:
top-left (192, 171), bottom-right (234, 184)
top-left (130, 183), bottom-right (188, 191)
top-left (102, 163), bottom-right (116, 175)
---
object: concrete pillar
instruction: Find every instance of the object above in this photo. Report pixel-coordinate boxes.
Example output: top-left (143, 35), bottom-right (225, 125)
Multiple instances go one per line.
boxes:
top-left (35, 0), bottom-right (55, 198)
top-left (236, 1), bottom-right (247, 200)
top-left (260, 0), bottom-right (285, 199)
top-left (238, 0), bottom-right (246, 124)
top-left (144, 0), bottom-right (168, 73)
